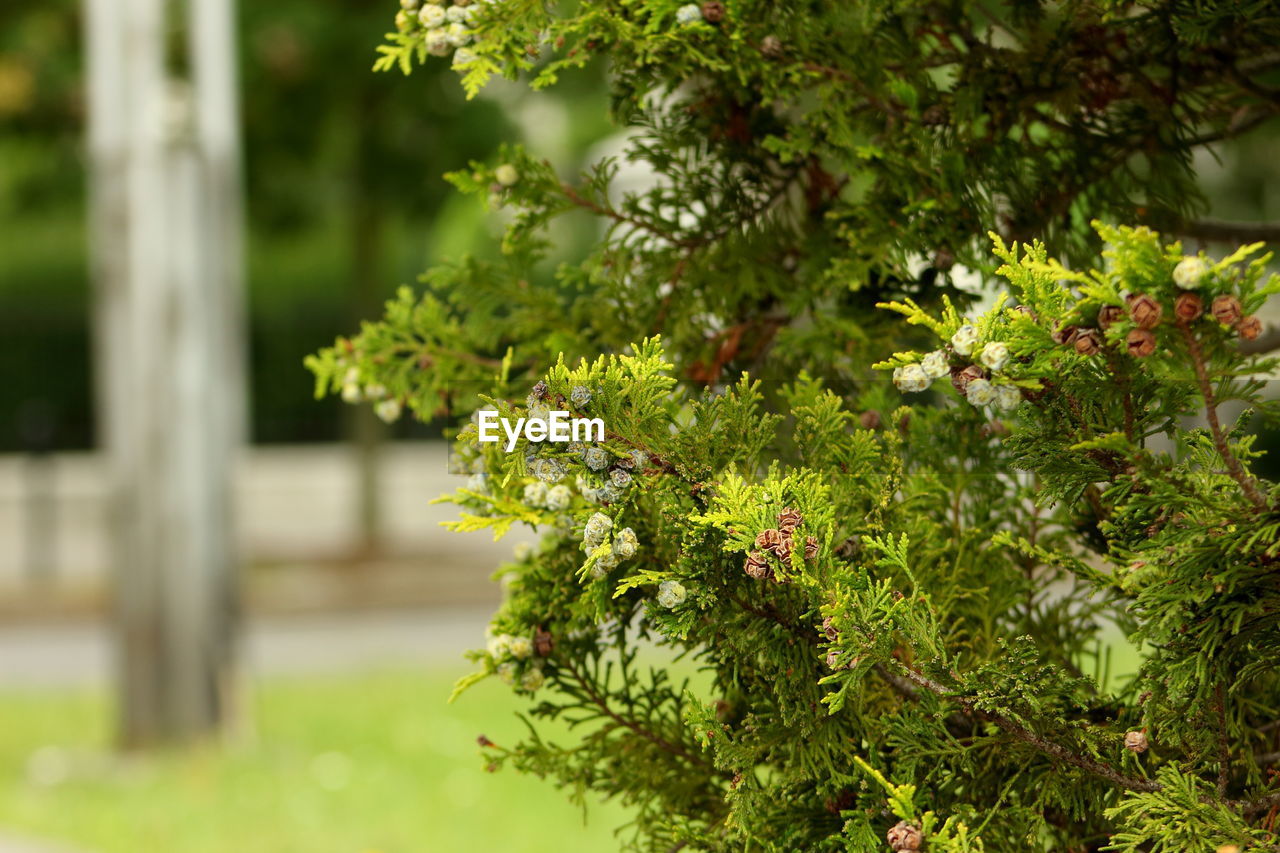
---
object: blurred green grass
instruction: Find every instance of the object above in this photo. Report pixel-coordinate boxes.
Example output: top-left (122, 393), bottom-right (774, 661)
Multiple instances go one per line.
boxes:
top-left (0, 668), bottom-right (625, 853)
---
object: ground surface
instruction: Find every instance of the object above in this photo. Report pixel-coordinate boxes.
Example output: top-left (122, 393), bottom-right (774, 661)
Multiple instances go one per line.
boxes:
top-left (0, 668), bottom-right (626, 853)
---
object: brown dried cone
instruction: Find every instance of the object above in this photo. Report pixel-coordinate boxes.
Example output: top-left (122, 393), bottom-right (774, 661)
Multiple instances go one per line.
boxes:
top-left (755, 528), bottom-right (783, 552)
top-left (1124, 730), bottom-right (1149, 753)
top-left (1097, 304), bottom-right (1124, 330)
top-left (825, 650), bottom-right (847, 671)
top-left (700, 0), bottom-right (725, 21)
top-left (1237, 315), bottom-right (1262, 341)
top-left (1127, 293), bottom-right (1163, 329)
top-left (533, 628), bottom-right (554, 657)
top-left (1212, 294), bottom-right (1243, 325)
top-left (821, 616), bottom-right (839, 641)
top-left (804, 535), bottom-right (819, 560)
top-left (1126, 328), bottom-right (1157, 358)
top-left (759, 35), bottom-right (783, 57)
top-left (1073, 328), bottom-right (1102, 356)
top-left (775, 533), bottom-right (795, 563)
top-left (743, 551), bottom-right (771, 581)
top-left (886, 821), bottom-right (924, 851)
top-left (1174, 291), bottom-right (1203, 322)
top-left (776, 507), bottom-right (804, 534)
top-left (950, 364), bottom-right (985, 395)
top-left (859, 410), bottom-right (881, 430)
top-left (1051, 323), bottom-right (1079, 346)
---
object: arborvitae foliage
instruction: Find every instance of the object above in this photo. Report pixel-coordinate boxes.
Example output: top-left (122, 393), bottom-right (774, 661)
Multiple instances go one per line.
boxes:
top-left (308, 3), bottom-right (1280, 850)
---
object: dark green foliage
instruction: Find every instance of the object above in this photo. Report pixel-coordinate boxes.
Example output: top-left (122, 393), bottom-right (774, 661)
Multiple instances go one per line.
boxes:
top-left (311, 2), bottom-right (1280, 850)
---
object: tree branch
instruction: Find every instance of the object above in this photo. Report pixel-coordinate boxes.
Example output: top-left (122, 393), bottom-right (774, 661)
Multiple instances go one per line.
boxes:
top-left (1176, 219), bottom-right (1280, 245)
top-left (1176, 319), bottom-right (1269, 510)
top-left (560, 655), bottom-right (714, 772)
top-left (894, 663), bottom-right (1161, 793)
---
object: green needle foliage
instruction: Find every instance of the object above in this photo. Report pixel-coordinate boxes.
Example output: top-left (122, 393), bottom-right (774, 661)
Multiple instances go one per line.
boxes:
top-left (308, 2), bottom-right (1280, 850)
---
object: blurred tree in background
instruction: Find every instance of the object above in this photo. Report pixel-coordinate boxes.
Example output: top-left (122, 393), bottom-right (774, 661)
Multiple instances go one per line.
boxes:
top-left (0, 0), bottom-right (609, 454)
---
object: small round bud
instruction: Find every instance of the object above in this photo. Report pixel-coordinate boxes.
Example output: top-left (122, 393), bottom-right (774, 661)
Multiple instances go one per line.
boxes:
top-left (451, 46), bottom-right (478, 66)
top-left (509, 636), bottom-right (533, 660)
top-left (545, 484), bottom-right (571, 511)
top-left (1172, 256), bottom-right (1208, 289)
top-left (418, 3), bottom-right (446, 28)
top-left (965, 377), bottom-right (996, 407)
top-left (1126, 328), bottom-right (1157, 358)
top-left (1097, 304), bottom-right (1124, 330)
top-left (1127, 293), bottom-right (1163, 329)
top-left (1073, 328), bottom-right (1102, 356)
top-left (582, 512), bottom-right (613, 547)
top-left (920, 349), bottom-right (950, 380)
top-left (520, 665), bottom-right (545, 691)
top-left (675, 3), bottom-right (703, 24)
top-left (401, 0), bottom-right (421, 10)
top-left (950, 323), bottom-right (979, 356)
top-left (395, 10), bottom-right (412, 30)
top-left (494, 163), bottom-right (519, 187)
top-left (656, 580), bottom-right (687, 609)
top-left (375, 398), bottom-right (403, 424)
top-left (570, 385), bottom-right (592, 407)
top-left (1173, 291), bottom-right (1203, 322)
top-left (424, 28), bottom-right (451, 56)
top-left (1124, 730), bottom-right (1148, 753)
top-left (978, 341), bottom-right (1010, 372)
top-left (760, 35), bottom-right (783, 57)
top-left (446, 22), bottom-right (473, 46)
top-left (993, 384), bottom-right (1021, 413)
top-left (700, 0), bottom-right (725, 22)
top-left (892, 363), bottom-right (930, 393)
top-left (613, 527), bottom-right (639, 559)
top-left (859, 410), bottom-right (881, 430)
top-left (886, 820), bottom-right (923, 851)
top-left (583, 446), bottom-right (610, 471)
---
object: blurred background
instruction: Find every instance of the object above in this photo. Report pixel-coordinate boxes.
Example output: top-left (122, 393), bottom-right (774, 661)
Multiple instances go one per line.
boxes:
top-left (1, 1), bottom-right (1279, 851)
top-left (0, 1), bottom-right (625, 850)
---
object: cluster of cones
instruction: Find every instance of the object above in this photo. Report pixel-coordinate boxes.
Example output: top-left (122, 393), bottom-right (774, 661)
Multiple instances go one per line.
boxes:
top-left (743, 507), bottom-right (818, 581)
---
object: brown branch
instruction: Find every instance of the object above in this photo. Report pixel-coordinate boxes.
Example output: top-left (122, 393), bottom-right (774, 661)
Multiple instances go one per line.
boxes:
top-left (560, 655), bottom-right (712, 772)
top-left (895, 664), bottom-right (1161, 793)
top-left (1176, 319), bottom-right (1269, 510)
top-left (560, 183), bottom-right (693, 248)
top-left (1216, 681), bottom-right (1232, 798)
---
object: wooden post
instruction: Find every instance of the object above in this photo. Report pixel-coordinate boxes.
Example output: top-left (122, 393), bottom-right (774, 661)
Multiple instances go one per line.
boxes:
top-left (84, 0), bottom-right (244, 747)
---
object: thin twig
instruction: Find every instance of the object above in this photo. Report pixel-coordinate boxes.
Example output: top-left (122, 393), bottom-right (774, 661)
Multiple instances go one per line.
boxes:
top-left (894, 663), bottom-right (1161, 793)
top-left (561, 655), bottom-right (712, 771)
top-left (1176, 319), bottom-right (1268, 510)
